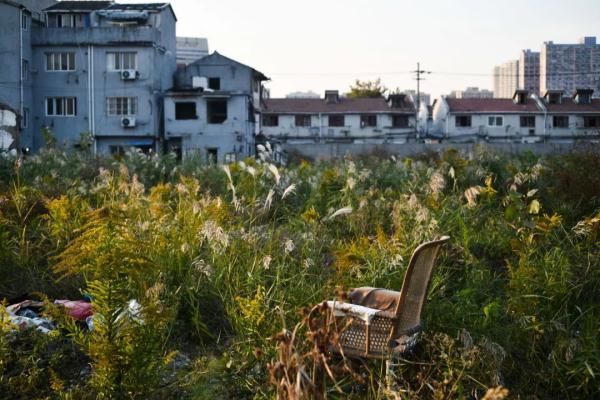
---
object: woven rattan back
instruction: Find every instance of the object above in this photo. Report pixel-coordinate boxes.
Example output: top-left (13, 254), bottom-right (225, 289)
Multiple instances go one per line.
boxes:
top-left (393, 236), bottom-right (450, 335)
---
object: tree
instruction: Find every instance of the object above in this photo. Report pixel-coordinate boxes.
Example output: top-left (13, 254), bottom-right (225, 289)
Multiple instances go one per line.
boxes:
top-left (346, 78), bottom-right (388, 98)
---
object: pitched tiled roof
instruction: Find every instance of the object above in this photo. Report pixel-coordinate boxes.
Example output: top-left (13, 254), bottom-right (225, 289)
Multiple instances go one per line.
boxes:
top-left (45, 1), bottom-right (113, 12)
top-left (107, 3), bottom-right (170, 11)
top-left (264, 97), bottom-right (415, 114)
top-left (545, 99), bottom-right (600, 113)
top-left (446, 98), bottom-right (540, 113)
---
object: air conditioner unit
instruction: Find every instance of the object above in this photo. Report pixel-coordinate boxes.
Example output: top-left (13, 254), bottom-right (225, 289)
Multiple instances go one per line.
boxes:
top-left (121, 117), bottom-right (136, 128)
top-left (120, 70), bottom-right (137, 80)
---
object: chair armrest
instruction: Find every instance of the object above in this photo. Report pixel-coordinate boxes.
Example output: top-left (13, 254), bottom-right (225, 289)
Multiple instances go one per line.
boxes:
top-left (324, 301), bottom-right (397, 325)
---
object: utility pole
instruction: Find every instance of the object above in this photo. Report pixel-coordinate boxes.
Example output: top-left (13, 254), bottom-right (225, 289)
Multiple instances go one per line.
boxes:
top-left (412, 62), bottom-right (431, 140)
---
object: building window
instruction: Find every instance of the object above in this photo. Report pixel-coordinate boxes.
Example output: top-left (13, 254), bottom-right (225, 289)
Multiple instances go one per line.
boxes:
top-left (46, 97), bottom-right (77, 116)
top-left (553, 116), bottom-right (569, 128)
top-left (455, 115), bottom-right (471, 127)
top-left (488, 116), bottom-right (503, 126)
top-left (207, 148), bottom-right (218, 163)
top-left (520, 116), bottom-right (536, 128)
top-left (295, 115), bottom-right (311, 127)
top-left (49, 14), bottom-right (76, 28)
top-left (22, 108), bottom-right (29, 129)
top-left (392, 115), bottom-right (409, 128)
top-left (21, 14), bottom-right (28, 30)
top-left (107, 97), bottom-right (137, 116)
top-left (46, 53), bottom-right (76, 71)
top-left (224, 152), bottom-right (236, 163)
top-left (21, 60), bottom-right (28, 81)
top-left (328, 115), bottom-right (344, 127)
top-left (106, 52), bottom-right (137, 71)
top-left (110, 145), bottom-right (125, 156)
top-left (360, 115), bottom-right (377, 128)
top-left (175, 102), bottom-right (197, 120)
top-left (263, 114), bottom-right (278, 127)
top-left (208, 78), bottom-right (220, 90)
top-left (207, 99), bottom-right (227, 124)
top-left (583, 116), bottom-right (600, 128)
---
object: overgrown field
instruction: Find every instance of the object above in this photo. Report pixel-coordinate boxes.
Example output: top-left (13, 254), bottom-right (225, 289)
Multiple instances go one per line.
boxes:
top-left (0, 146), bottom-right (598, 399)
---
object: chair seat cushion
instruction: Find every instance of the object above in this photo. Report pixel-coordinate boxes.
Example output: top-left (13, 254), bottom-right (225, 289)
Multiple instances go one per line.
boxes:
top-left (349, 287), bottom-right (401, 313)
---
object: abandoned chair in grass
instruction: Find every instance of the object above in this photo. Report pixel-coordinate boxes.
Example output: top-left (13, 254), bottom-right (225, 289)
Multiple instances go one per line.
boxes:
top-left (309, 236), bottom-right (450, 367)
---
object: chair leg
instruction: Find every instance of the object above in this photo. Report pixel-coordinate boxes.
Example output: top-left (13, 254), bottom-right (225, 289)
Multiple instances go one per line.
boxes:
top-left (384, 359), bottom-right (401, 397)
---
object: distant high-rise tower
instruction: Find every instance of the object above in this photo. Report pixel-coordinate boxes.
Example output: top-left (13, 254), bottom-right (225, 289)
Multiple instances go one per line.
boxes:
top-left (519, 49), bottom-right (540, 95)
top-left (176, 37), bottom-right (209, 66)
top-left (541, 37), bottom-right (600, 96)
top-left (493, 59), bottom-right (519, 98)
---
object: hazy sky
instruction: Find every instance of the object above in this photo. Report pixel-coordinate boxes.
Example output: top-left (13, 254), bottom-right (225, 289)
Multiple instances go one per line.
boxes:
top-left (130, 0), bottom-right (599, 98)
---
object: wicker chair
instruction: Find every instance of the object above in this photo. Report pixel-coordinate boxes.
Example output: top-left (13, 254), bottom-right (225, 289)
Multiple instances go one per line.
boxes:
top-left (310, 236), bottom-right (450, 360)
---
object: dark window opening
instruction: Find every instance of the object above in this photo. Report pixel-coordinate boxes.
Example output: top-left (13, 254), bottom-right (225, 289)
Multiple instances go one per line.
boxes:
top-left (583, 116), bottom-right (600, 128)
top-left (207, 99), bottom-right (227, 124)
top-left (520, 116), bottom-right (535, 128)
top-left (208, 78), bottom-right (221, 90)
top-left (328, 115), bottom-right (344, 127)
top-left (360, 115), bottom-right (377, 128)
top-left (207, 148), bottom-right (218, 164)
top-left (175, 102), bottom-right (197, 120)
top-left (263, 114), bottom-right (279, 127)
top-left (553, 116), bottom-right (569, 128)
top-left (295, 115), bottom-right (311, 127)
top-left (455, 115), bottom-right (471, 127)
top-left (110, 145), bottom-right (125, 156)
top-left (392, 115), bottom-right (409, 128)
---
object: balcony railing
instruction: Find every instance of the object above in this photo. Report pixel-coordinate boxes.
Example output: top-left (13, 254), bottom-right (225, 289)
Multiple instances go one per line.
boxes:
top-left (32, 27), bottom-right (162, 46)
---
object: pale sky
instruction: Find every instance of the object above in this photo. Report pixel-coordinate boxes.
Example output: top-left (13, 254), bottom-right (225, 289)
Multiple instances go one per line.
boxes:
top-left (129, 0), bottom-right (600, 99)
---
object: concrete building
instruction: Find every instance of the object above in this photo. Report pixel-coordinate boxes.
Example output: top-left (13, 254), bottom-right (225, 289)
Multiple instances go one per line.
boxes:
top-left (448, 87), bottom-right (494, 99)
top-left (0, 1), bottom-right (177, 154)
top-left (164, 52), bottom-right (269, 162)
top-left (432, 88), bottom-right (600, 143)
top-left (403, 89), bottom-right (431, 107)
top-left (493, 59), bottom-right (519, 98)
top-left (262, 91), bottom-right (417, 145)
top-left (176, 36), bottom-right (209, 66)
top-left (519, 49), bottom-right (540, 95)
top-left (541, 37), bottom-right (600, 96)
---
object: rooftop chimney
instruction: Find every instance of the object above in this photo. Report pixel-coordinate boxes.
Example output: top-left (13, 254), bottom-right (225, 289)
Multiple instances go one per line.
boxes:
top-left (512, 90), bottom-right (529, 105)
top-left (324, 90), bottom-right (339, 104)
top-left (573, 88), bottom-right (594, 104)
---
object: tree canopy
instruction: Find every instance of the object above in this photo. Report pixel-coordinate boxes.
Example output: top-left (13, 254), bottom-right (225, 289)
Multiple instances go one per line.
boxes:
top-left (346, 78), bottom-right (388, 98)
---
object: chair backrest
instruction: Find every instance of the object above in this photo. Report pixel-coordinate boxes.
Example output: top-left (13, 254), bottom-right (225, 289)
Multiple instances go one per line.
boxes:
top-left (393, 236), bottom-right (450, 335)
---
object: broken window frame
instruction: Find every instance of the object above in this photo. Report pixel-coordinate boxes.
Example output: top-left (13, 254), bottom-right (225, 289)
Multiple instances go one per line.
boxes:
top-left (520, 116), bottom-right (536, 128)
top-left (328, 115), bottom-right (345, 127)
top-left (208, 77), bottom-right (221, 90)
top-left (295, 115), bottom-right (311, 127)
top-left (455, 115), bottom-right (472, 127)
top-left (360, 115), bottom-right (377, 128)
top-left (174, 102), bottom-right (197, 120)
top-left (392, 115), bottom-right (409, 128)
top-left (206, 99), bottom-right (228, 124)
top-left (263, 114), bottom-right (279, 127)
top-left (552, 115), bottom-right (569, 128)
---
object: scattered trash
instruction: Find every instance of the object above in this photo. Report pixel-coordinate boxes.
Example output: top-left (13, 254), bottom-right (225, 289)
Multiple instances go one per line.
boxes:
top-left (54, 300), bottom-right (93, 321)
top-left (5, 300), bottom-right (55, 334)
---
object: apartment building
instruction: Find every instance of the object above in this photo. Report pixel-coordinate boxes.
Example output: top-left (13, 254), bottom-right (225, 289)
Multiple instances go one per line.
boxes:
top-left (519, 49), bottom-right (540, 95)
top-left (176, 36), bottom-right (209, 66)
top-left (448, 87), bottom-right (494, 99)
top-left (164, 52), bottom-right (269, 162)
top-left (432, 89), bottom-right (600, 143)
top-left (262, 91), bottom-right (417, 144)
top-left (0, 1), bottom-right (177, 154)
top-left (541, 37), bottom-right (600, 96)
top-left (493, 59), bottom-right (519, 98)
